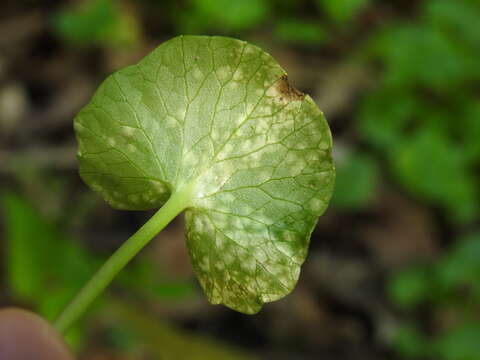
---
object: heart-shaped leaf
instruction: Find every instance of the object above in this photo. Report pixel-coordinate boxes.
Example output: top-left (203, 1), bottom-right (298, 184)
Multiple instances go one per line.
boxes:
top-left (74, 35), bottom-right (335, 313)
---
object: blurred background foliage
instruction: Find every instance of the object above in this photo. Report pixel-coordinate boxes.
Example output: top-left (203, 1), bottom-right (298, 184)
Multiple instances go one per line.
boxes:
top-left (0, 0), bottom-right (479, 359)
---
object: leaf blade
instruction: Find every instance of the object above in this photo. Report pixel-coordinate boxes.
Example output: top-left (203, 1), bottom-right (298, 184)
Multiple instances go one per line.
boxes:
top-left (75, 35), bottom-right (335, 313)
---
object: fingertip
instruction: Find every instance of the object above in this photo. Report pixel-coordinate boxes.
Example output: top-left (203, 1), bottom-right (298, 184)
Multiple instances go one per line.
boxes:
top-left (0, 307), bottom-right (74, 360)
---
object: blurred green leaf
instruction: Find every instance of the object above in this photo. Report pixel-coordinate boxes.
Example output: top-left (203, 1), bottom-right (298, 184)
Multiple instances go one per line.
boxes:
top-left (390, 232), bottom-right (480, 359)
top-left (425, 0), bottom-right (480, 52)
top-left (462, 101), bottom-right (480, 160)
top-left (358, 90), bottom-right (419, 150)
top-left (316, 0), bottom-right (370, 23)
top-left (436, 233), bottom-right (480, 295)
top-left (371, 25), bottom-right (474, 90)
top-left (106, 325), bottom-right (138, 351)
top-left (392, 129), bottom-right (477, 223)
top-left (331, 152), bottom-right (379, 209)
top-left (53, 0), bottom-right (140, 47)
top-left (152, 281), bottom-right (196, 299)
top-left (373, 3), bottom-right (480, 357)
top-left (3, 192), bottom-right (57, 301)
top-left (2, 191), bottom-right (97, 347)
top-left (185, 0), bottom-right (270, 32)
top-left (109, 299), bottom-right (258, 360)
top-left (389, 264), bottom-right (433, 308)
top-left (118, 259), bottom-right (195, 301)
top-left (393, 324), bottom-right (429, 358)
top-left (360, 1), bottom-right (480, 224)
top-left (275, 19), bottom-right (327, 46)
top-left (433, 323), bottom-right (480, 360)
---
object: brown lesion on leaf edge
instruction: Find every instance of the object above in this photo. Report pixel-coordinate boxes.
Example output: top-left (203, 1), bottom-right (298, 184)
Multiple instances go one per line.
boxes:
top-left (274, 75), bottom-right (305, 102)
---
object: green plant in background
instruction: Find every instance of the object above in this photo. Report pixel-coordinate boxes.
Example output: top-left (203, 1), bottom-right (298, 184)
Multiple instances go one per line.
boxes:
top-left (51, 0), bottom-right (373, 49)
top-left (53, 0), bottom-right (140, 47)
top-left (390, 233), bottom-right (480, 360)
top-left (3, 192), bottom-right (100, 347)
top-left (168, 0), bottom-right (366, 47)
top-left (331, 151), bottom-right (379, 210)
top-left (274, 19), bottom-right (327, 46)
top-left (315, 0), bottom-right (370, 24)
top-left (359, 0), bottom-right (480, 223)
top-left (2, 191), bottom-right (196, 346)
top-left (55, 35), bottom-right (335, 333)
top-left (178, 0), bottom-right (270, 33)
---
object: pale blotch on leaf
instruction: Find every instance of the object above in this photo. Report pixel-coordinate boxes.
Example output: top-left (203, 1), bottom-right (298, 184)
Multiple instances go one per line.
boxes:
top-left (74, 35), bottom-right (335, 314)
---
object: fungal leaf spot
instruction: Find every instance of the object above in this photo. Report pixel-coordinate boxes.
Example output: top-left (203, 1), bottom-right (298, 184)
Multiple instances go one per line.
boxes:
top-left (274, 75), bottom-right (305, 103)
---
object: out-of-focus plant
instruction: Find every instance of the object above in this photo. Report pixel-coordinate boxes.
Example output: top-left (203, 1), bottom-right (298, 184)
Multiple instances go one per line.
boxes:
top-left (331, 151), bottom-right (379, 210)
top-left (52, 0), bottom-right (141, 48)
top-left (177, 0), bottom-right (270, 33)
top-left (315, 0), bottom-right (370, 24)
top-left (274, 19), bottom-right (327, 46)
top-left (106, 300), bottom-right (258, 360)
top-left (2, 191), bottom-right (195, 348)
top-left (3, 192), bottom-right (99, 347)
top-left (389, 232), bottom-right (480, 360)
top-left (171, 0), bottom-right (365, 47)
top-left (51, 0), bottom-right (373, 51)
top-left (359, 0), bottom-right (480, 223)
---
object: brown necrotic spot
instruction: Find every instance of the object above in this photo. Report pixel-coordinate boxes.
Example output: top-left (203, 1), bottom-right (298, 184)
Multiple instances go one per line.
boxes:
top-left (274, 75), bottom-right (305, 102)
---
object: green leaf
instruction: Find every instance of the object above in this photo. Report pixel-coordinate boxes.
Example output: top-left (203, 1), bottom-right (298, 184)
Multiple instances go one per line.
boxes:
top-left (389, 264), bottom-right (433, 308)
top-left (331, 151), bottom-right (379, 209)
top-left (74, 35), bottom-right (335, 314)
top-left (392, 128), bottom-right (477, 223)
top-left (109, 299), bottom-right (258, 360)
top-left (2, 192), bottom-right (56, 301)
top-left (425, 0), bottom-right (480, 53)
top-left (370, 24), bottom-right (474, 90)
top-left (358, 89), bottom-right (420, 150)
top-left (393, 324), bottom-right (429, 358)
top-left (316, 0), bottom-right (370, 23)
top-left (437, 233), bottom-right (480, 294)
top-left (2, 191), bottom-right (98, 347)
top-left (275, 19), bottom-right (327, 46)
top-left (53, 0), bottom-right (140, 47)
top-left (187, 0), bottom-right (270, 32)
top-left (433, 323), bottom-right (480, 360)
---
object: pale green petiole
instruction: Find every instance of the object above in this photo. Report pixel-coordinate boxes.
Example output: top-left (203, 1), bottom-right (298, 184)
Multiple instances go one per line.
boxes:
top-left (54, 187), bottom-right (192, 334)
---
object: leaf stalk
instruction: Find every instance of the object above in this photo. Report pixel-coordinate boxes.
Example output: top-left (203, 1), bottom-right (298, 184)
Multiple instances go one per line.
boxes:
top-left (54, 187), bottom-right (192, 334)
